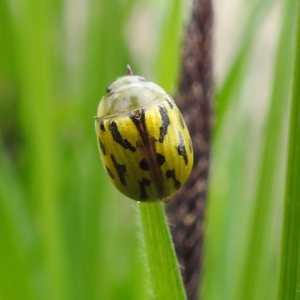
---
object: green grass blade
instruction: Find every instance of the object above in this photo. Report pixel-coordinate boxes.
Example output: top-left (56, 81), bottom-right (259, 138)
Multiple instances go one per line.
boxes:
top-left (278, 2), bottom-right (300, 299)
top-left (216, 0), bottom-right (272, 134)
top-left (17, 1), bottom-right (69, 298)
top-left (204, 2), bottom-right (298, 300)
top-left (138, 202), bottom-right (186, 300)
top-left (0, 0), bottom-right (17, 77)
top-left (154, 0), bottom-right (184, 93)
top-left (0, 140), bottom-right (35, 300)
top-left (237, 1), bottom-right (299, 299)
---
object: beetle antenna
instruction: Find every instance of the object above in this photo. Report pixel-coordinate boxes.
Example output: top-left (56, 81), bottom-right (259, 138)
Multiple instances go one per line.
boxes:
top-left (126, 64), bottom-right (134, 75)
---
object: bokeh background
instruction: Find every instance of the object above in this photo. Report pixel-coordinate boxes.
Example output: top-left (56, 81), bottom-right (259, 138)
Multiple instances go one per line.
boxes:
top-left (0, 0), bottom-right (296, 299)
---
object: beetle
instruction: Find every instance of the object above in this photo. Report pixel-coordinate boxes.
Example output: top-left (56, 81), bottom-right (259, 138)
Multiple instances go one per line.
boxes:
top-left (95, 66), bottom-right (193, 202)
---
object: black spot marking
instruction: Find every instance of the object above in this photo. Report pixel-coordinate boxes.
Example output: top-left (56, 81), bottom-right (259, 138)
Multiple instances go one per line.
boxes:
top-left (140, 153), bottom-right (165, 171)
top-left (100, 121), bottom-right (105, 132)
top-left (140, 159), bottom-right (149, 170)
top-left (106, 166), bottom-right (114, 179)
top-left (98, 138), bottom-right (106, 155)
top-left (176, 131), bottom-right (188, 165)
top-left (166, 98), bottom-right (174, 109)
top-left (106, 86), bottom-right (112, 93)
top-left (157, 153), bottom-right (165, 166)
top-left (178, 112), bottom-right (185, 129)
top-left (166, 169), bottom-right (181, 190)
top-left (139, 178), bottom-right (151, 200)
top-left (109, 121), bottom-right (136, 152)
top-left (158, 106), bottom-right (170, 143)
top-left (111, 154), bottom-right (126, 186)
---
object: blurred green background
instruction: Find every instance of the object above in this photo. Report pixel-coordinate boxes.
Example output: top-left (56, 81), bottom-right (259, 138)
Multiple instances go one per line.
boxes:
top-left (0, 0), bottom-right (297, 299)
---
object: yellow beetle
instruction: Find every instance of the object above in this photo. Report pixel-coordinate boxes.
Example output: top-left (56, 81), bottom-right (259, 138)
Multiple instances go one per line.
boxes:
top-left (95, 66), bottom-right (193, 202)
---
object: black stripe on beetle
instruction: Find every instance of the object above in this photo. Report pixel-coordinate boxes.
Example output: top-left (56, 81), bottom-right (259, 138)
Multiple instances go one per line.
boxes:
top-left (178, 112), bottom-right (185, 129)
top-left (139, 178), bottom-right (151, 200)
top-left (100, 121), bottom-right (105, 132)
top-left (139, 153), bottom-right (165, 171)
top-left (98, 138), bottom-right (106, 155)
top-left (111, 154), bottom-right (127, 186)
top-left (109, 121), bottom-right (136, 152)
top-left (157, 153), bottom-right (166, 166)
top-left (106, 166), bottom-right (114, 179)
top-left (166, 169), bottom-right (181, 190)
top-left (166, 98), bottom-right (174, 109)
top-left (158, 106), bottom-right (170, 143)
top-left (176, 131), bottom-right (188, 165)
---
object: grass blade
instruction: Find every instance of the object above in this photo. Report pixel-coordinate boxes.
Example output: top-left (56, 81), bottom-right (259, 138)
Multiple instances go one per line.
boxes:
top-left (154, 0), bottom-right (184, 92)
top-left (278, 2), bottom-right (300, 299)
top-left (0, 140), bottom-right (35, 300)
top-left (17, 1), bottom-right (69, 298)
top-left (138, 202), bottom-right (186, 300)
top-left (237, 1), bottom-right (298, 299)
top-left (216, 0), bottom-right (272, 134)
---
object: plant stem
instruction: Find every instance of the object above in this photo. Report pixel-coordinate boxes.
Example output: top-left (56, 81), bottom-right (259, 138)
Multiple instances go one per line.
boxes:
top-left (278, 2), bottom-right (300, 299)
top-left (138, 202), bottom-right (186, 300)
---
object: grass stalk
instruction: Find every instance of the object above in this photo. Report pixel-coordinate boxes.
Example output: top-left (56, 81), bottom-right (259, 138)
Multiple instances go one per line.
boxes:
top-left (278, 2), bottom-right (300, 299)
top-left (138, 201), bottom-right (186, 300)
